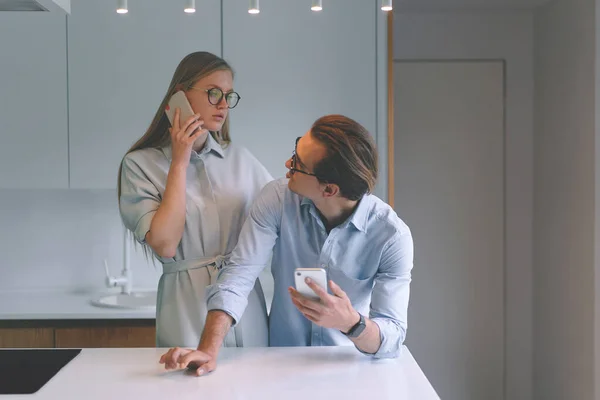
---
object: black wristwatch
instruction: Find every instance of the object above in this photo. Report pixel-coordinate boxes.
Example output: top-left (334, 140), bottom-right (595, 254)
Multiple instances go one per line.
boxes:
top-left (343, 313), bottom-right (366, 338)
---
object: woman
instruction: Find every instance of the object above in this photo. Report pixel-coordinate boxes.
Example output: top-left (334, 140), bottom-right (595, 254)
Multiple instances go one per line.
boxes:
top-left (118, 51), bottom-right (272, 348)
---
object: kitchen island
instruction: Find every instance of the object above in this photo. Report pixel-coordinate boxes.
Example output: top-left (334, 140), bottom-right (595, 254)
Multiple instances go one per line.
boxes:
top-left (3, 346), bottom-right (439, 399)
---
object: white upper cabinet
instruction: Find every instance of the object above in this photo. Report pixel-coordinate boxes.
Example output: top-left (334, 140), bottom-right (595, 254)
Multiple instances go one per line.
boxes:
top-left (0, 1), bottom-right (380, 189)
top-left (0, 13), bottom-right (69, 189)
top-left (222, 0), bottom-right (377, 178)
top-left (67, 0), bottom-right (222, 189)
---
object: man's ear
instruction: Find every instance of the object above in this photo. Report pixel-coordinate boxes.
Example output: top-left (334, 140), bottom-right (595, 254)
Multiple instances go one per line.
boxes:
top-left (323, 183), bottom-right (340, 198)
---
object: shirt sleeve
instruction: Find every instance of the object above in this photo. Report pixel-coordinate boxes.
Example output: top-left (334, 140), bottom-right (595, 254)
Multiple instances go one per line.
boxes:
top-left (119, 154), bottom-right (161, 244)
top-left (368, 231), bottom-right (414, 359)
top-left (206, 180), bottom-right (283, 325)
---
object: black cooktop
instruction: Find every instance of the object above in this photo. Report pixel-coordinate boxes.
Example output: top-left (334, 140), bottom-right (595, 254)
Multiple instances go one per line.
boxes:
top-left (0, 348), bottom-right (81, 394)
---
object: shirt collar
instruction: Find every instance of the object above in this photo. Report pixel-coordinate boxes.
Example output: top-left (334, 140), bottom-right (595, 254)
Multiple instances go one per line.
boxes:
top-left (162, 132), bottom-right (225, 161)
top-left (348, 195), bottom-right (370, 233)
top-left (300, 194), bottom-right (370, 233)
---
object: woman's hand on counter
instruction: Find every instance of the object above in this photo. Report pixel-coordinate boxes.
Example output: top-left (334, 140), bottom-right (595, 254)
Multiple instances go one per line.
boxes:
top-left (159, 347), bottom-right (214, 376)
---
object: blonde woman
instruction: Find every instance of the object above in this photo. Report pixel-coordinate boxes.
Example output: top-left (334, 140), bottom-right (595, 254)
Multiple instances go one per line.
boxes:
top-left (118, 52), bottom-right (272, 348)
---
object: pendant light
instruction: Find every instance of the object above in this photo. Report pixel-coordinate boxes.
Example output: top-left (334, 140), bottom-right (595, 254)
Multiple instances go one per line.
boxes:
top-left (184, 0), bottom-right (196, 13)
top-left (116, 0), bottom-right (128, 14)
top-left (248, 0), bottom-right (259, 14)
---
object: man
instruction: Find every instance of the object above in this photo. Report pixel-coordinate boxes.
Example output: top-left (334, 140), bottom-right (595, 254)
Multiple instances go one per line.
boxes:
top-left (159, 114), bottom-right (414, 375)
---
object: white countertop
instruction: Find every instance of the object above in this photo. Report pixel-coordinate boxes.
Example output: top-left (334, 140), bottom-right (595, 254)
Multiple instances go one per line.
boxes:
top-left (4, 346), bottom-right (440, 400)
top-left (0, 290), bottom-right (155, 320)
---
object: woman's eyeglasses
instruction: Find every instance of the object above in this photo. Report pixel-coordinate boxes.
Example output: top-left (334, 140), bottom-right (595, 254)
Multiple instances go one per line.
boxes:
top-left (190, 87), bottom-right (241, 109)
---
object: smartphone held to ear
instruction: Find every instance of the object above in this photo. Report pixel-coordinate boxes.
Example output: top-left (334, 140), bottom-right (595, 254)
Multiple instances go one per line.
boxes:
top-left (294, 268), bottom-right (328, 301)
top-left (165, 90), bottom-right (195, 128)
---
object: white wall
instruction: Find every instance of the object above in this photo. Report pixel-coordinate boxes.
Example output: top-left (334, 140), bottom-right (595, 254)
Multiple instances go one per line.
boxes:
top-left (394, 11), bottom-right (534, 400)
top-left (534, 0), bottom-right (596, 399)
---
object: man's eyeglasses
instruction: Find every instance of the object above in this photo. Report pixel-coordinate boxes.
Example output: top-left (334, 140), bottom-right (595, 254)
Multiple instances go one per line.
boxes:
top-left (190, 87), bottom-right (241, 109)
top-left (289, 137), bottom-right (321, 178)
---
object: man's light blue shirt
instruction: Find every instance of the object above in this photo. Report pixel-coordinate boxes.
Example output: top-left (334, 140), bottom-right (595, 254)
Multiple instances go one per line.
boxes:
top-left (207, 178), bottom-right (414, 358)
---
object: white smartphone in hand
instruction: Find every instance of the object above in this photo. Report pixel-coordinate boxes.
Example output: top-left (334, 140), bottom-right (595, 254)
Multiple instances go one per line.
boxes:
top-left (294, 268), bottom-right (328, 301)
top-left (165, 90), bottom-right (196, 128)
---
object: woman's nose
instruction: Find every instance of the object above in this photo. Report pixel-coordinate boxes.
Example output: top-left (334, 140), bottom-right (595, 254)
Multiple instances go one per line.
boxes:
top-left (216, 96), bottom-right (228, 109)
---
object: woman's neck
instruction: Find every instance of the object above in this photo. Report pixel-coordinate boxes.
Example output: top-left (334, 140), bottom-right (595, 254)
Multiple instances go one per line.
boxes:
top-left (192, 131), bottom-right (210, 152)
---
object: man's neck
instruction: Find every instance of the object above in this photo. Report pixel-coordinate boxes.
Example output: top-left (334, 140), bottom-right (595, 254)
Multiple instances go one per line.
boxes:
top-left (313, 197), bottom-right (359, 232)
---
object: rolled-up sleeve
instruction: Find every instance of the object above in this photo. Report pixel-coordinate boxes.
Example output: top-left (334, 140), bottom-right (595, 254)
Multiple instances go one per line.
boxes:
top-left (206, 180), bottom-right (282, 324)
top-left (119, 155), bottom-right (161, 243)
top-left (369, 231), bottom-right (414, 359)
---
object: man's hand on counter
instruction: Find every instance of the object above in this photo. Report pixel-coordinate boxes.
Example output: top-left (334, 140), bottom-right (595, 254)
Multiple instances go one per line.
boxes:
top-left (159, 347), bottom-right (215, 376)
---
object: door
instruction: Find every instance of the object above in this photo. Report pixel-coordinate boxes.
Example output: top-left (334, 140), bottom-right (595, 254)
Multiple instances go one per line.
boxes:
top-left (394, 61), bottom-right (505, 400)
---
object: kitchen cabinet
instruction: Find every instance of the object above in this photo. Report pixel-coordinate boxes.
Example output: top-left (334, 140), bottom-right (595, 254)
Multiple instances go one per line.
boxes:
top-left (0, 1), bottom-right (384, 188)
top-left (0, 320), bottom-right (155, 348)
top-left (66, 0), bottom-right (222, 189)
top-left (0, 13), bottom-right (69, 189)
top-left (55, 326), bottom-right (154, 348)
top-left (222, 0), bottom-right (378, 178)
top-left (0, 328), bottom-right (54, 348)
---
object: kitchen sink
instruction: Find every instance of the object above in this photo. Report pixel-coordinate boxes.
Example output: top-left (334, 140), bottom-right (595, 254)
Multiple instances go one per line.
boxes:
top-left (91, 291), bottom-right (156, 310)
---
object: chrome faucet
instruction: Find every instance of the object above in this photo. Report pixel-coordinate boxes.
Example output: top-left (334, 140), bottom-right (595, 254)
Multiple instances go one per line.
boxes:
top-left (103, 227), bottom-right (132, 295)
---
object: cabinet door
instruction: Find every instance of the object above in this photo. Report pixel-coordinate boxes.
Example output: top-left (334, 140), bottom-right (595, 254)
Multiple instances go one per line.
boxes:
top-left (0, 328), bottom-right (54, 348)
top-left (67, 0), bottom-right (222, 189)
top-left (0, 13), bottom-right (69, 188)
top-left (55, 326), bottom-right (155, 348)
top-left (222, 0), bottom-right (377, 178)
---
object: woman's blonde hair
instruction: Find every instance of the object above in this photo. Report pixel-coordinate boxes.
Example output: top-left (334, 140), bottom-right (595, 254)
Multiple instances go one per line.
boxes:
top-left (117, 51), bottom-right (234, 198)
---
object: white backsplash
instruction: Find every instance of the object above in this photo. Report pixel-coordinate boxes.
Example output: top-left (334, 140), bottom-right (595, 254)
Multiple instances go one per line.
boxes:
top-left (0, 189), bottom-right (274, 303)
top-left (0, 189), bottom-right (160, 293)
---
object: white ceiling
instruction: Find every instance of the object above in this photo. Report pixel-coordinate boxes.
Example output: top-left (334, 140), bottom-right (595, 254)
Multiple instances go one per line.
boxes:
top-left (395, 0), bottom-right (552, 11)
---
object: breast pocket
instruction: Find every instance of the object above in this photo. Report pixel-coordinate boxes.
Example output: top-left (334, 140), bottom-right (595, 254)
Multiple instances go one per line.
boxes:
top-left (327, 267), bottom-right (373, 309)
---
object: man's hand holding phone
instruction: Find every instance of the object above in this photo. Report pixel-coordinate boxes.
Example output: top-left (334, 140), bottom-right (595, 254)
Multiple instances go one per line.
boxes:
top-left (289, 276), bottom-right (360, 333)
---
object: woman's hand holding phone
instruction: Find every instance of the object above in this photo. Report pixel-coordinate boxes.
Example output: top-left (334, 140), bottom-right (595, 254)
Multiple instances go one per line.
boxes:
top-left (169, 108), bottom-right (207, 168)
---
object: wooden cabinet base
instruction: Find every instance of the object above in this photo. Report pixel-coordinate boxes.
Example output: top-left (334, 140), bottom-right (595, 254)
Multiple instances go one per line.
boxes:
top-left (55, 326), bottom-right (155, 348)
top-left (0, 320), bottom-right (155, 348)
top-left (0, 328), bottom-right (54, 348)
